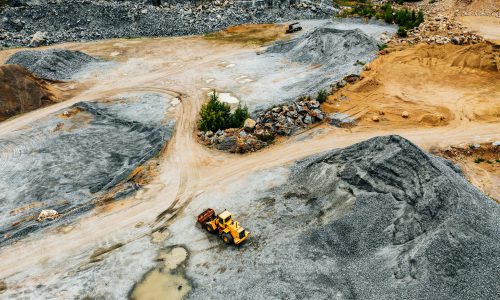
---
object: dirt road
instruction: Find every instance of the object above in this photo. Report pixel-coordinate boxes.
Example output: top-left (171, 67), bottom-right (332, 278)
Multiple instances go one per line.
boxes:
top-left (0, 29), bottom-right (498, 293)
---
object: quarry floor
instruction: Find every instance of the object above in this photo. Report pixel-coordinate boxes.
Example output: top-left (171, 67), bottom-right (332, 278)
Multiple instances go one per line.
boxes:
top-left (0, 18), bottom-right (498, 299)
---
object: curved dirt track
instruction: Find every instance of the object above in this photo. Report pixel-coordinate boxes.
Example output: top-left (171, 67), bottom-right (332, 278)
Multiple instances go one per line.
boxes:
top-left (0, 34), bottom-right (499, 289)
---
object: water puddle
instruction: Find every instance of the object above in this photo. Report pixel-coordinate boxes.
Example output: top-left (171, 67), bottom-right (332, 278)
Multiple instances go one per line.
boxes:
top-left (130, 246), bottom-right (191, 300)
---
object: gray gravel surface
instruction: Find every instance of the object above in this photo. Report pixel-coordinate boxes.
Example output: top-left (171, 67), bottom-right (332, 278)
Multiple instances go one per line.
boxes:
top-left (170, 135), bottom-right (500, 299)
top-left (0, 0), bottom-right (336, 47)
top-left (5, 48), bottom-right (100, 81)
top-left (0, 92), bottom-right (175, 245)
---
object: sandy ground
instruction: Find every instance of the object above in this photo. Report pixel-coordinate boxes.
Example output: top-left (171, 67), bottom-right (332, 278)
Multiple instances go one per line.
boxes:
top-left (0, 21), bottom-right (499, 298)
top-left (458, 16), bottom-right (500, 43)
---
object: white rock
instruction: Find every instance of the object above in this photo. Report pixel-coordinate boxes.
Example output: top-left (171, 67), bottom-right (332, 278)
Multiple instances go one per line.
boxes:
top-left (37, 209), bottom-right (59, 222)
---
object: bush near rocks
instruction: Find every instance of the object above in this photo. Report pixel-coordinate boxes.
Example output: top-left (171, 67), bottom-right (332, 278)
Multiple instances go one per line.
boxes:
top-left (199, 98), bottom-right (327, 153)
top-left (197, 91), bottom-right (249, 132)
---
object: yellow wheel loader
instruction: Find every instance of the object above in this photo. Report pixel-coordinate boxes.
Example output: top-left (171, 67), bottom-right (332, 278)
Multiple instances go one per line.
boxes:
top-left (197, 209), bottom-right (250, 245)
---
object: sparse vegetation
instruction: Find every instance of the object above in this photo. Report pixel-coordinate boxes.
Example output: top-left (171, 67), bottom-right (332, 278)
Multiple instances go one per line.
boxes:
top-left (377, 43), bottom-right (388, 51)
top-left (339, 1), bottom-right (424, 36)
top-left (397, 27), bottom-right (408, 37)
top-left (316, 89), bottom-right (329, 103)
top-left (198, 91), bottom-right (249, 132)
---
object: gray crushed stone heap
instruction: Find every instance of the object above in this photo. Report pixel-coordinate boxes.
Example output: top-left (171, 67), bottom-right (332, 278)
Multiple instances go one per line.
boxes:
top-left (0, 0), bottom-right (336, 47)
top-left (266, 25), bottom-right (379, 67)
top-left (184, 135), bottom-right (500, 299)
top-left (0, 94), bottom-right (175, 245)
top-left (5, 49), bottom-right (100, 81)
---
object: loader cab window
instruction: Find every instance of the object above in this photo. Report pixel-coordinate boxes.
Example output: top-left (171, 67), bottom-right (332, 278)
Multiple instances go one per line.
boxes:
top-left (219, 215), bottom-right (231, 224)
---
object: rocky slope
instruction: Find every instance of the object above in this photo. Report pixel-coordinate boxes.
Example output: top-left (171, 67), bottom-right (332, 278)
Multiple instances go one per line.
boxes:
top-left (169, 135), bottom-right (500, 299)
top-left (0, 64), bottom-right (58, 121)
top-left (0, 0), bottom-right (336, 47)
top-left (5, 49), bottom-right (100, 81)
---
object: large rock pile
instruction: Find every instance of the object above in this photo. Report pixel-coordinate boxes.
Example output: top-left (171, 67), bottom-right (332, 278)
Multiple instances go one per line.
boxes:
top-left (393, 15), bottom-right (484, 45)
top-left (199, 99), bottom-right (325, 153)
top-left (0, 0), bottom-right (336, 47)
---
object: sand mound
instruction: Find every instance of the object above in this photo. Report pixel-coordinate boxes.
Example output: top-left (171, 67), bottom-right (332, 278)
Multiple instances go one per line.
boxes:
top-left (5, 49), bottom-right (100, 81)
top-left (0, 64), bottom-right (58, 122)
top-left (266, 25), bottom-right (379, 68)
top-left (324, 42), bottom-right (500, 128)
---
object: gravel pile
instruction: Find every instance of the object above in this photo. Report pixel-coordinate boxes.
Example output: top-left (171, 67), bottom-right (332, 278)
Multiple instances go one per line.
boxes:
top-left (266, 24), bottom-right (379, 68)
top-left (178, 135), bottom-right (500, 299)
top-left (5, 49), bottom-right (100, 81)
top-left (0, 0), bottom-right (336, 47)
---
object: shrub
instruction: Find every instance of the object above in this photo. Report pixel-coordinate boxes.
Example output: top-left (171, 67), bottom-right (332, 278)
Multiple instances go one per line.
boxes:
top-left (198, 91), bottom-right (251, 132)
top-left (316, 89), bottom-right (329, 103)
top-left (228, 103), bottom-right (249, 128)
top-left (397, 27), bottom-right (408, 37)
top-left (378, 43), bottom-right (388, 50)
top-left (474, 158), bottom-right (485, 164)
top-left (198, 91), bottom-right (231, 132)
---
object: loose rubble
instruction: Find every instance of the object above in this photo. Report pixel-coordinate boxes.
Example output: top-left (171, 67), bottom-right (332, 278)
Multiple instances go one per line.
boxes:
top-left (391, 14), bottom-right (484, 45)
top-left (199, 99), bottom-right (326, 153)
top-left (0, 0), bottom-right (336, 47)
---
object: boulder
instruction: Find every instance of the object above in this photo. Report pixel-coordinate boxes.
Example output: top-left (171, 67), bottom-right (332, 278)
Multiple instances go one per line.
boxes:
top-left (215, 136), bottom-right (237, 152)
top-left (37, 209), bottom-right (59, 222)
top-left (243, 118), bottom-right (256, 131)
top-left (401, 111), bottom-right (409, 118)
top-left (328, 113), bottom-right (357, 128)
top-left (29, 31), bottom-right (46, 47)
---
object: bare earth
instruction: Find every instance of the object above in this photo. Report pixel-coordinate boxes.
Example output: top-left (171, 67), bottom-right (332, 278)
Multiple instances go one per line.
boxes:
top-left (0, 22), bottom-right (498, 298)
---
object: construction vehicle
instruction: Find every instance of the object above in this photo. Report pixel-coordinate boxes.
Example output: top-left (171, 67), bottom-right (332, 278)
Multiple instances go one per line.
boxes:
top-left (286, 22), bottom-right (302, 34)
top-left (197, 208), bottom-right (250, 245)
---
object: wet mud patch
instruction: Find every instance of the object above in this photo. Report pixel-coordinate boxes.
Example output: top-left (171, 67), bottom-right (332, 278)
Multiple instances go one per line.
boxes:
top-left (130, 246), bottom-right (191, 300)
top-left (0, 92), bottom-right (176, 245)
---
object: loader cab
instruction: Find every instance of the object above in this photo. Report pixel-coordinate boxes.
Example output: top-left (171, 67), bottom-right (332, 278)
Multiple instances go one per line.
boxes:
top-left (218, 211), bottom-right (232, 226)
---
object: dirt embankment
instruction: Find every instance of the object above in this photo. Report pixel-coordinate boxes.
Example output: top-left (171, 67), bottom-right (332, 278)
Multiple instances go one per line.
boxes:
top-left (0, 64), bottom-right (59, 122)
top-left (323, 42), bottom-right (500, 129)
top-left (434, 143), bottom-right (500, 202)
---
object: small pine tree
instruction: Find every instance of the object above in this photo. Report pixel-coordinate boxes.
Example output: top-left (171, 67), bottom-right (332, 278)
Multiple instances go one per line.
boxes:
top-left (229, 103), bottom-right (249, 128)
top-left (198, 91), bottom-right (231, 132)
top-left (316, 89), bottom-right (328, 103)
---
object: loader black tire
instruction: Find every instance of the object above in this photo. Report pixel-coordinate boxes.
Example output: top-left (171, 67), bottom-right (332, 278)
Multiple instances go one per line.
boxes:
top-left (221, 233), bottom-right (233, 244)
top-left (205, 222), bottom-right (215, 233)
